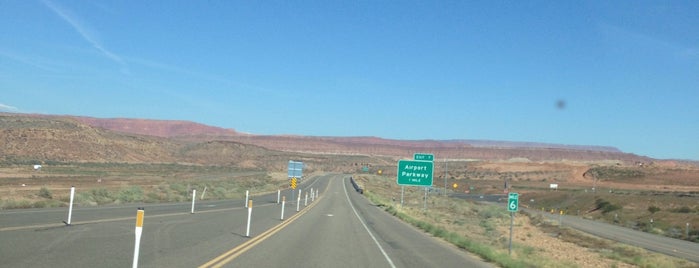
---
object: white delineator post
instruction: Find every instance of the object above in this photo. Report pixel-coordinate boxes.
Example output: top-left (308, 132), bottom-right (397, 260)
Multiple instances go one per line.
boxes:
top-left (296, 192), bottom-right (301, 212)
top-left (277, 189), bottom-right (281, 204)
top-left (304, 192), bottom-right (308, 207)
top-left (201, 186), bottom-right (207, 200)
top-left (245, 190), bottom-right (249, 208)
top-left (66, 186), bottom-right (75, 225)
top-left (191, 189), bottom-right (196, 214)
top-left (245, 200), bottom-right (253, 237)
top-left (133, 208), bottom-right (145, 268)
top-left (281, 196), bottom-right (286, 220)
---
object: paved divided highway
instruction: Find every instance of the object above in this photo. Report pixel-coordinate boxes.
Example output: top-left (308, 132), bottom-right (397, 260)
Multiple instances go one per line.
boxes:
top-left (1, 174), bottom-right (491, 267)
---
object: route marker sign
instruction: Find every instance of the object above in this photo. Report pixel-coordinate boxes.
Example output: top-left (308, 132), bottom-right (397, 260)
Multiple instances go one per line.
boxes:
top-left (413, 153), bottom-right (434, 161)
top-left (508, 192), bottom-right (519, 212)
top-left (397, 160), bottom-right (434, 186)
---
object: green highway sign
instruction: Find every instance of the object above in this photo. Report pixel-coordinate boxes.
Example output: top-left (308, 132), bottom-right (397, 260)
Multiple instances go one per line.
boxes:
top-left (397, 160), bottom-right (434, 186)
top-left (508, 192), bottom-right (519, 212)
top-left (413, 153), bottom-right (434, 161)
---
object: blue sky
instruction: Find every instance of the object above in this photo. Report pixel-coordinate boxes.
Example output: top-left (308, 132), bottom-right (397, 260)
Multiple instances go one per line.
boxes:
top-left (1, 1), bottom-right (698, 160)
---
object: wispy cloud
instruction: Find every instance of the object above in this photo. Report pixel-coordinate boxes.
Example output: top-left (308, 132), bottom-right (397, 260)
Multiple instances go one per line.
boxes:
top-left (42, 0), bottom-right (129, 74)
top-left (0, 103), bottom-right (20, 113)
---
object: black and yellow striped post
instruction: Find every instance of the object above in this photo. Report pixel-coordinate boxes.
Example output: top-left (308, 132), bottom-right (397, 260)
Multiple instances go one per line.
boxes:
top-left (290, 177), bottom-right (297, 189)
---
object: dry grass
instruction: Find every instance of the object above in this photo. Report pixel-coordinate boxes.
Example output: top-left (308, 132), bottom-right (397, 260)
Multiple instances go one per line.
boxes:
top-left (356, 174), bottom-right (696, 268)
top-left (0, 163), bottom-right (287, 209)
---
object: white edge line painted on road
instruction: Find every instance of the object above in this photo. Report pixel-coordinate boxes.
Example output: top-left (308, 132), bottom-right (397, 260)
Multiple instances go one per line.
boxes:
top-left (342, 177), bottom-right (397, 268)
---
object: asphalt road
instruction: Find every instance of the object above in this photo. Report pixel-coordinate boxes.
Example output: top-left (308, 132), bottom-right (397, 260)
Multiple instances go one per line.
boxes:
top-left (228, 175), bottom-right (492, 268)
top-left (1, 175), bottom-right (491, 268)
top-left (0, 175), bottom-right (327, 267)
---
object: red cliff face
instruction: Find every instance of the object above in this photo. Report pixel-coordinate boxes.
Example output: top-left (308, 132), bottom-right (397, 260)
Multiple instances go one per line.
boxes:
top-left (72, 117), bottom-right (238, 138)
top-left (69, 115), bottom-right (651, 162)
top-left (0, 113), bottom-right (657, 164)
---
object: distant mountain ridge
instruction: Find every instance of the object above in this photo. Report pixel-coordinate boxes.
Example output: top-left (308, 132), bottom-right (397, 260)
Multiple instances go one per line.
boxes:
top-left (0, 113), bottom-right (652, 163)
top-left (65, 115), bottom-right (643, 162)
top-left (69, 116), bottom-right (619, 153)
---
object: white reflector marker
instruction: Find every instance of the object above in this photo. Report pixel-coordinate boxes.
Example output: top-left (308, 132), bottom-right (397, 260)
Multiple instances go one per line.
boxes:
top-left (296, 192), bottom-right (301, 212)
top-left (64, 186), bottom-right (75, 225)
top-left (133, 208), bottom-right (144, 268)
top-left (245, 200), bottom-right (253, 237)
top-left (245, 190), bottom-right (249, 208)
top-left (191, 189), bottom-right (197, 214)
top-left (281, 196), bottom-right (286, 220)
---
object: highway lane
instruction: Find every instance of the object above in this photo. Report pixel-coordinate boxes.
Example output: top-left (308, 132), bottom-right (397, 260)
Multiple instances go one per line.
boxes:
top-left (228, 174), bottom-right (492, 268)
top-left (7, 175), bottom-right (696, 267)
top-left (0, 175), bottom-right (329, 267)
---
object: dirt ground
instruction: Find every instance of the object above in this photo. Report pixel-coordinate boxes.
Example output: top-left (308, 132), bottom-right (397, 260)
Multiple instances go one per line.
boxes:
top-left (357, 172), bottom-right (697, 267)
top-left (2, 160), bottom-right (698, 267)
top-left (501, 216), bottom-right (635, 268)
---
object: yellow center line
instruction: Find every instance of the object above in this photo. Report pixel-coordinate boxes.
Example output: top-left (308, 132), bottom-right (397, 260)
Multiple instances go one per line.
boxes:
top-left (200, 179), bottom-right (333, 268)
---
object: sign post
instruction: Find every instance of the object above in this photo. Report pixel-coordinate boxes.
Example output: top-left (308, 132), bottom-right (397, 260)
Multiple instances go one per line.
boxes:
top-left (290, 177), bottom-right (297, 202)
top-left (507, 192), bottom-right (519, 255)
top-left (290, 177), bottom-right (297, 189)
top-left (397, 157), bottom-right (433, 210)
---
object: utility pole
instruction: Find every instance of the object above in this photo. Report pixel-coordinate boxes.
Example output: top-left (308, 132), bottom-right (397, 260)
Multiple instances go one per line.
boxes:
top-left (444, 159), bottom-right (448, 196)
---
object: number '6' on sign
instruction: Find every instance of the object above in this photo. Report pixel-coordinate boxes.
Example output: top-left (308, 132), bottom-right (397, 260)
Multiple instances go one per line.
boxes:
top-left (507, 193), bottom-right (519, 212)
